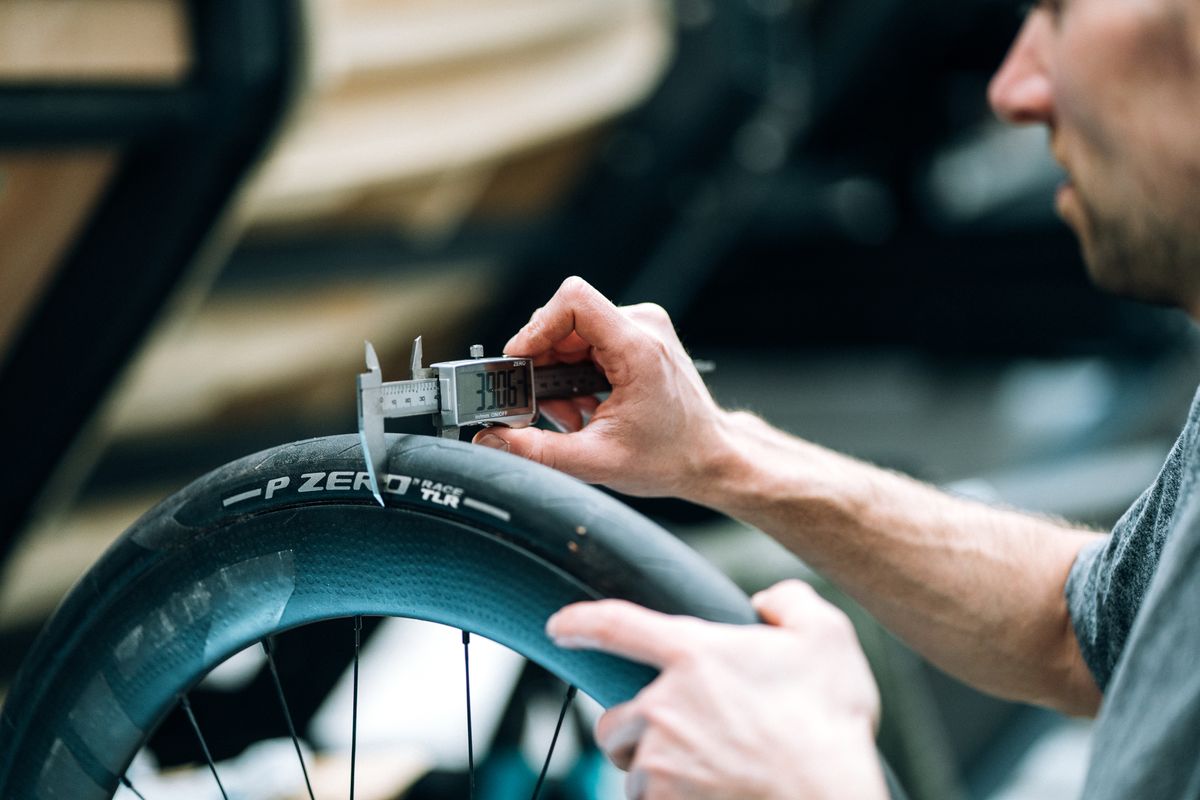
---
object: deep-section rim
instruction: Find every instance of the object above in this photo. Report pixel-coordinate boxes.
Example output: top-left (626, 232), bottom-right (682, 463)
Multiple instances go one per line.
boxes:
top-left (0, 434), bottom-right (758, 799)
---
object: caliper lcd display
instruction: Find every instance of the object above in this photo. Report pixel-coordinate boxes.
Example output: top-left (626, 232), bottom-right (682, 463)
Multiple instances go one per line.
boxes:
top-left (453, 360), bottom-right (533, 423)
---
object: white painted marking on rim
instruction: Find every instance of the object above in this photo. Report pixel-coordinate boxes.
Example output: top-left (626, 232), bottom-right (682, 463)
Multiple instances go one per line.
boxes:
top-left (222, 488), bottom-right (263, 507)
top-left (462, 497), bottom-right (510, 522)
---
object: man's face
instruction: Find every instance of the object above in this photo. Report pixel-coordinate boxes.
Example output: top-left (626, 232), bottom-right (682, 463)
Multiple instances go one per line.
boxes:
top-left (988, 0), bottom-right (1200, 313)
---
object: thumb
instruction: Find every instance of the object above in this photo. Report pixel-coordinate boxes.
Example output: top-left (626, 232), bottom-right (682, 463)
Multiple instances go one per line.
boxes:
top-left (751, 579), bottom-right (825, 630)
top-left (473, 425), bottom-right (606, 480)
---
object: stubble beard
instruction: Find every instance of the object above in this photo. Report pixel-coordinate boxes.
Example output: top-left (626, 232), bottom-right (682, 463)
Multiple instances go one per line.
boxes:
top-left (1071, 183), bottom-right (1200, 311)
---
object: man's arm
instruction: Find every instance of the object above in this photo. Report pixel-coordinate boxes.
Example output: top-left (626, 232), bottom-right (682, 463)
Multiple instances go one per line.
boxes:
top-left (476, 276), bottom-right (1103, 715)
top-left (706, 412), bottom-right (1104, 715)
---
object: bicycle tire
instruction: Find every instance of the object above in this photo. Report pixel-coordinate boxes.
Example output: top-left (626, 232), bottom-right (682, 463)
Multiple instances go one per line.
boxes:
top-left (0, 433), bottom-right (758, 799)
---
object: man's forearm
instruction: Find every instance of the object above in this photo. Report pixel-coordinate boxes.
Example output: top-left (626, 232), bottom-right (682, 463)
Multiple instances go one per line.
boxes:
top-left (697, 411), bottom-right (1104, 716)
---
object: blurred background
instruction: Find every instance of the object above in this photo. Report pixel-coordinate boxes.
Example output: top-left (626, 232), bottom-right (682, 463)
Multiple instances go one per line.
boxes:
top-left (2, 0), bottom-right (1199, 798)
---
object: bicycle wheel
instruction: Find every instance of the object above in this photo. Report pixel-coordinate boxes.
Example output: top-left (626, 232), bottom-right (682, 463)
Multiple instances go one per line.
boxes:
top-left (0, 433), bottom-right (757, 799)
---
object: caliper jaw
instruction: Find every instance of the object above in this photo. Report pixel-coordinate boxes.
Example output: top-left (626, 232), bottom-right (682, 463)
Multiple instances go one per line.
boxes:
top-left (357, 340), bottom-right (388, 506)
top-left (358, 336), bottom-right (462, 506)
top-left (410, 336), bottom-right (459, 441)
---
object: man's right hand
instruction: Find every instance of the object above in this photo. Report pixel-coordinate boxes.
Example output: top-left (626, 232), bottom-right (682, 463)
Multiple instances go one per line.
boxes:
top-left (471, 276), bottom-right (733, 500)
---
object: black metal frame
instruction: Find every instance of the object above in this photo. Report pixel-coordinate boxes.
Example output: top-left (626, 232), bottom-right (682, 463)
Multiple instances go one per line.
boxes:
top-left (475, 0), bottom-right (775, 343)
top-left (0, 1), bottom-right (305, 568)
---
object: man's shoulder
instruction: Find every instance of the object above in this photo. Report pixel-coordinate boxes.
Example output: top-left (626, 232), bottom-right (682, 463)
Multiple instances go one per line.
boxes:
top-left (1082, 493), bottom-right (1200, 798)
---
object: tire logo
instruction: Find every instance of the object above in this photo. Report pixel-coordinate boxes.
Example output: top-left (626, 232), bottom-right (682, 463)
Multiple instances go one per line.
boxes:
top-left (383, 474), bottom-right (412, 495)
top-left (219, 471), bottom-right (507, 520)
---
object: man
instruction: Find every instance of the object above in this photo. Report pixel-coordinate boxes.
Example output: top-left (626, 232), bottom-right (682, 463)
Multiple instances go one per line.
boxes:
top-left (474, 0), bottom-right (1200, 796)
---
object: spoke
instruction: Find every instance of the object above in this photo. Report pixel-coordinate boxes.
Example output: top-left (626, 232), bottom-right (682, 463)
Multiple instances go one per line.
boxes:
top-left (463, 630), bottom-right (476, 800)
top-left (530, 685), bottom-right (578, 800)
top-left (262, 638), bottom-right (318, 800)
top-left (351, 616), bottom-right (362, 800)
top-left (119, 775), bottom-right (148, 800)
top-left (180, 694), bottom-right (229, 800)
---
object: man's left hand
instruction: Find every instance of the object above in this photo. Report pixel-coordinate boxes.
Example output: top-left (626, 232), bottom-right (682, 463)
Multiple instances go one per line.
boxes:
top-left (546, 580), bottom-right (889, 800)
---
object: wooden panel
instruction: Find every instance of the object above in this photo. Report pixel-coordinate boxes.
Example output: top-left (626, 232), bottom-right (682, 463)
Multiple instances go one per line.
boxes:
top-left (0, 151), bottom-right (119, 358)
top-left (0, 0), bottom-right (190, 83)
top-left (104, 264), bottom-right (496, 438)
top-left (311, 0), bottom-right (662, 80)
top-left (262, 130), bottom-right (603, 237)
top-left (244, 0), bottom-right (671, 230)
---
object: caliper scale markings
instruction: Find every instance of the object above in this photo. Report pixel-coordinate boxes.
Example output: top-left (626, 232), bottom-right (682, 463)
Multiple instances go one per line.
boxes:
top-left (533, 362), bottom-right (609, 398)
top-left (377, 380), bottom-right (439, 415)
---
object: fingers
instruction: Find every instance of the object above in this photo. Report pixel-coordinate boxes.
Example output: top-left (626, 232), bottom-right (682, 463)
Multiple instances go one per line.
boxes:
top-left (546, 599), bottom-right (690, 668)
top-left (751, 579), bottom-right (824, 629)
top-left (623, 302), bottom-right (678, 341)
top-left (753, 581), bottom-right (861, 663)
top-left (536, 396), bottom-right (601, 433)
top-left (547, 331), bottom-right (593, 362)
top-left (504, 277), bottom-right (645, 376)
top-left (595, 701), bottom-right (646, 771)
top-left (522, 331), bottom-right (592, 367)
top-left (472, 425), bottom-right (610, 479)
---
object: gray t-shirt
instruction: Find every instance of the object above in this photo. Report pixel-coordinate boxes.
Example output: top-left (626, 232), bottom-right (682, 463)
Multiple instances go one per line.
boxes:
top-left (1066, 386), bottom-right (1200, 797)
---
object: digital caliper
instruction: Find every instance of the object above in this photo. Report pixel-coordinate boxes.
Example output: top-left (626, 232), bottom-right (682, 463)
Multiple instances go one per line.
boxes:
top-left (356, 337), bottom-right (615, 506)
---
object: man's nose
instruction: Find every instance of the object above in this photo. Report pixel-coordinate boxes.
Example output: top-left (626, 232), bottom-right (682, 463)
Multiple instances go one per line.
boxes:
top-left (988, 14), bottom-right (1054, 125)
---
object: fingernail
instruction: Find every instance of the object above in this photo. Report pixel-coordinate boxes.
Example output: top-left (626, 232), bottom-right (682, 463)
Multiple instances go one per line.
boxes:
top-left (547, 612), bottom-right (596, 648)
top-left (477, 434), bottom-right (510, 452)
top-left (551, 634), bottom-right (603, 650)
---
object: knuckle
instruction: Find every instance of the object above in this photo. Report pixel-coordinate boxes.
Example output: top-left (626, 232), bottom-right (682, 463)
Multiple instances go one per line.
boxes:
top-left (779, 578), bottom-right (817, 598)
top-left (820, 605), bottom-right (857, 640)
top-left (560, 275), bottom-right (591, 299)
top-left (628, 306), bottom-right (677, 344)
top-left (642, 302), bottom-right (671, 324)
top-left (754, 578), bottom-right (812, 609)
top-left (652, 336), bottom-right (673, 361)
top-left (625, 301), bottom-right (668, 320)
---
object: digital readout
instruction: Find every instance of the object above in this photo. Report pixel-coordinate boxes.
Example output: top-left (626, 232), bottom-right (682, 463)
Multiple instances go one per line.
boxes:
top-left (454, 362), bottom-right (532, 420)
